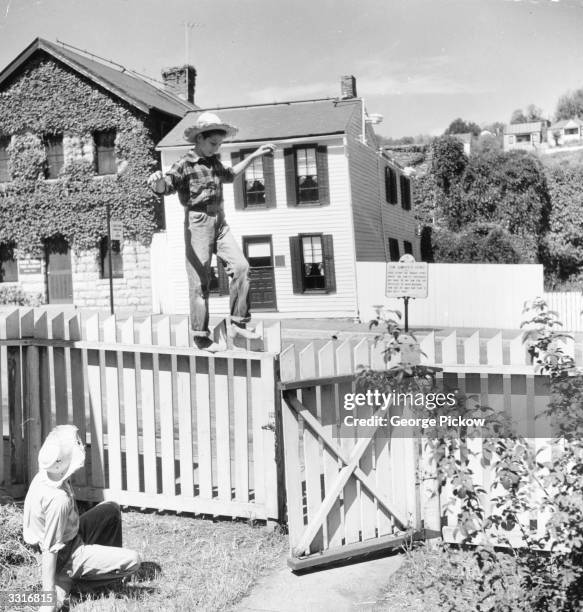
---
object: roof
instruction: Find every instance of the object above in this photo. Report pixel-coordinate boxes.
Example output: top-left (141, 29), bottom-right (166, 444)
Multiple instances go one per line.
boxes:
top-left (504, 121), bottom-right (549, 135)
top-left (157, 98), bottom-right (362, 148)
top-left (550, 118), bottom-right (583, 129)
top-left (0, 38), bottom-right (193, 117)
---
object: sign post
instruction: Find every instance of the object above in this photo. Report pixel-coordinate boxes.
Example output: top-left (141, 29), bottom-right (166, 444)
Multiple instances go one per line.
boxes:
top-left (385, 254), bottom-right (428, 331)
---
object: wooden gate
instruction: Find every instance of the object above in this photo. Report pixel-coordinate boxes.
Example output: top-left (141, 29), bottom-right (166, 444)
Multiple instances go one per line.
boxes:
top-left (278, 341), bottom-right (427, 570)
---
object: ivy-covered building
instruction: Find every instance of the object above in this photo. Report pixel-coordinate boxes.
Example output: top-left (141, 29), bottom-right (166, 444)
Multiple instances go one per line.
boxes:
top-left (0, 37), bottom-right (195, 309)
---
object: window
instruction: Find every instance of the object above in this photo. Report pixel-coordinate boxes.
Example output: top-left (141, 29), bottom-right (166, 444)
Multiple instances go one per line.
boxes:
top-left (0, 137), bottom-right (10, 182)
top-left (99, 237), bottom-right (123, 279)
top-left (296, 147), bottom-right (319, 203)
top-left (44, 135), bottom-right (64, 179)
top-left (231, 149), bottom-right (276, 209)
top-left (565, 127), bottom-right (579, 136)
top-left (94, 130), bottom-right (117, 175)
top-left (209, 253), bottom-right (229, 295)
top-left (284, 145), bottom-right (330, 206)
top-left (289, 234), bottom-right (336, 294)
top-left (0, 243), bottom-right (17, 282)
top-left (388, 238), bottom-right (400, 262)
top-left (516, 134), bottom-right (531, 143)
top-left (404, 241), bottom-right (413, 255)
top-left (385, 166), bottom-right (398, 204)
top-left (244, 155), bottom-right (266, 206)
top-left (400, 175), bottom-right (411, 210)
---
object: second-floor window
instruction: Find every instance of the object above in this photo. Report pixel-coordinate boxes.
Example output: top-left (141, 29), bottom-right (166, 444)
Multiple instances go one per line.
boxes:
top-left (284, 145), bottom-right (330, 207)
top-left (231, 149), bottom-right (276, 209)
top-left (244, 155), bottom-right (266, 206)
top-left (95, 130), bottom-right (116, 175)
top-left (296, 147), bottom-right (319, 204)
top-left (385, 166), bottom-right (398, 204)
top-left (44, 135), bottom-right (64, 179)
top-left (400, 176), bottom-right (412, 211)
top-left (0, 137), bottom-right (10, 182)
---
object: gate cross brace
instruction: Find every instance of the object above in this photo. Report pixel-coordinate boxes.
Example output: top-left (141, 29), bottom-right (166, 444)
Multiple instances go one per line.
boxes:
top-left (283, 391), bottom-right (408, 557)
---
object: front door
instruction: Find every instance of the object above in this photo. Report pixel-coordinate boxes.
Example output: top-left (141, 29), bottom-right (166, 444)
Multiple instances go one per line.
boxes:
top-left (243, 236), bottom-right (276, 311)
top-left (45, 237), bottom-right (73, 304)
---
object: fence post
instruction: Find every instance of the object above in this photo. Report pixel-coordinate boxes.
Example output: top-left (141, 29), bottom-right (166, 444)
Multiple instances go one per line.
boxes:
top-left (24, 345), bottom-right (41, 483)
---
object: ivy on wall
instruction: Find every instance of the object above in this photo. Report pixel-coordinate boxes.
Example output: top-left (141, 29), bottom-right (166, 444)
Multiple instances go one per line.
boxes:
top-left (0, 55), bottom-right (162, 257)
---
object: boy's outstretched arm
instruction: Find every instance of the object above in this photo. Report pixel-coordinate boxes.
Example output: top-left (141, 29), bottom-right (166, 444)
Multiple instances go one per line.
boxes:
top-left (41, 551), bottom-right (58, 611)
top-left (231, 144), bottom-right (276, 176)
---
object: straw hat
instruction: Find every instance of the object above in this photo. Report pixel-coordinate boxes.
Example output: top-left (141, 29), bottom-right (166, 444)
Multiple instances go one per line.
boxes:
top-left (183, 112), bottom-right (238, 143)
top-left (38, 425), bottom-right (85, 479)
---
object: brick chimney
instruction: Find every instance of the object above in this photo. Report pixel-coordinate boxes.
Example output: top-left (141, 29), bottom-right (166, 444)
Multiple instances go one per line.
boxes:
top-left (161, 65), bottom-right (196, 103)
top-left (340, 75), bottom-right (357, 99)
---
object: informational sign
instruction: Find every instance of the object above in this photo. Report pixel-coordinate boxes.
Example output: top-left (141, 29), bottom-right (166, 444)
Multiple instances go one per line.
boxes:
top-left (386, 259), bottom-right (428, 298)
top-left (18, 258), bottom-right (42, 275)
top-left (110, 220), bottom-right (124, 241)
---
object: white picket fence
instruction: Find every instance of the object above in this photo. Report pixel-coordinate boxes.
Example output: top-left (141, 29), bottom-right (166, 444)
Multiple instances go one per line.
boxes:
top-left (543, 291), bottom-right (583, 331)
top-left (1, 308), bottom-right (282, 521)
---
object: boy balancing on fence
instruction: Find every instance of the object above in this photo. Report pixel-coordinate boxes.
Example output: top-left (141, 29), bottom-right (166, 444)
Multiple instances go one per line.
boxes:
top-left (23, 425), bottom-right (141, 611)
top-left (147, 112), bottom-right (276, 352)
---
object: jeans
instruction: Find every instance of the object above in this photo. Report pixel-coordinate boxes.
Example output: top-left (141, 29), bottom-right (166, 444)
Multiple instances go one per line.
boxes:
top-left (56, 501), bottom-right (140, 592)
top-left (184, 208), bottom-right (251, 336)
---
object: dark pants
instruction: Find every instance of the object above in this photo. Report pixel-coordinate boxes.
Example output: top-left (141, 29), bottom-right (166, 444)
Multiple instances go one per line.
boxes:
top-left (57, 501), bottom-right (140, 592)
top-left (184, 208), bottom-right (251, 336)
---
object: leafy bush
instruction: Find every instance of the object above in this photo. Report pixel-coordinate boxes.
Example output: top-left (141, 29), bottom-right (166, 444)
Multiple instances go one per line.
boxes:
top-left (0, 285), bottom-right (44, 306)
top-left (431, 223), bottom-right (528, 263)
top-left (363, 300), bottom-right (583, 611)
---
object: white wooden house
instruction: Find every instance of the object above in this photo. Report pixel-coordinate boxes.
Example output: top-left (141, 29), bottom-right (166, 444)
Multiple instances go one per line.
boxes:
top-left (548, 118), bottom-right (583, 147)
top-left (152, 79), bottom-right (419, 319)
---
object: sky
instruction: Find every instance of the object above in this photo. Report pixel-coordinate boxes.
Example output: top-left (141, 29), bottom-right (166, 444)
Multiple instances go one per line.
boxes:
top-left (0, 0), bottom-right (582, 137)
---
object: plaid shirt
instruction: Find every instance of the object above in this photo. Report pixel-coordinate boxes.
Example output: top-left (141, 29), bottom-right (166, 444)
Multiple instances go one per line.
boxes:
top-left (165, 149), bottom-right (235, 209)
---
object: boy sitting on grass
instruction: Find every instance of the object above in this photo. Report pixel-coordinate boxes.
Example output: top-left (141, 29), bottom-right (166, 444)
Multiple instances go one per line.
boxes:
top-left (23, 425), bottom-right (141, 611)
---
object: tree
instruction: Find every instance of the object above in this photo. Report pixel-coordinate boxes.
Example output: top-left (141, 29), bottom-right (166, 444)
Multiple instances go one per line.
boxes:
top-left (510, 109), bottom-right (527, 124)
top-left (444, 118), bottom-right (481, 136)
top-left (555, 87), bottom-right (583, 121)
top-left (510, 105), bottom-right (543, 124)
top-left (430, 136), bottom-right (467, 194)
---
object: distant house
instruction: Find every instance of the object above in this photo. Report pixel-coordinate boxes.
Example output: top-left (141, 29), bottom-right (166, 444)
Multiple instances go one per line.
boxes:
top-left (0, 37), bottom-right (194, 309)
top-left (452, 132), bottom-right (472, 156)
top-left (154, 77), bottom-right (419, 319)
top-left (503, 121), bottom-right (550, 151)
top-left (548, 118), bottom-right (583, 147)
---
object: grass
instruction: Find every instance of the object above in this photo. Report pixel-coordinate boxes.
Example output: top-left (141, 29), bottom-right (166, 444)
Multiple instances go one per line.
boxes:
top-left (376, 541), bottom-right (525, 612)
top-left (2, 503), bottom-right (287, 611)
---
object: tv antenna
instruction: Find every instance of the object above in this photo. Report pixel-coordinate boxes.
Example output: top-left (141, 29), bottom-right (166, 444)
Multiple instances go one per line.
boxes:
top-left (184, 21), bottom-right (203, 65)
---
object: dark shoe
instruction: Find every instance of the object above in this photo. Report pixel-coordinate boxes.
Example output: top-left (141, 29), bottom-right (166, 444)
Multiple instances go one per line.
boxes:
top-left (193, 336), bottom-right (225, 352)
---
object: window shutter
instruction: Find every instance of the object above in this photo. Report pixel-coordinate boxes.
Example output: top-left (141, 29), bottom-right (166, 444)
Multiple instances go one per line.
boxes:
top-left (289, 236), bottom-right (303, 294)
top-left (322, 234), bottom-right (336, 293)
top-left (384, 167), bottom-right (391, 203)
top-left (315, 145), bottom-right (330, 205)
top-left (400, 175), bottom-right (411, 210)
top-left (217, 257), bottom-right (230, 295)
top-left (284, 148), bottom-right (298, 207)
top-left (230, 151), bottom-right (245, 209)
top-left (262, 153), bottom-right (276, 208)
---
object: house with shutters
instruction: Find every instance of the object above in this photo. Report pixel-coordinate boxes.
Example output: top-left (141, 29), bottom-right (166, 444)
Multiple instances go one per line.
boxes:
top-left (153, 77), bottom-right (420, 320)
top-left (0, 37), bottom-right (195, 309)
top-left (503, 120), bottom-right (550, 152)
